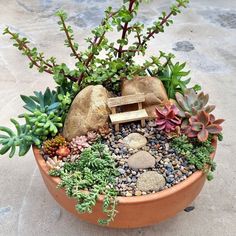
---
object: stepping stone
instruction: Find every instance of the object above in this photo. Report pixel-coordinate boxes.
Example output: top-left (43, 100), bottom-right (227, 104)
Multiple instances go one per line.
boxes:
top-left (137, 171), bottom-right (166, 192)
top-left (127, 151), bottom-right (155, 169)
top-left (123, 133), bottom-right (147, 149)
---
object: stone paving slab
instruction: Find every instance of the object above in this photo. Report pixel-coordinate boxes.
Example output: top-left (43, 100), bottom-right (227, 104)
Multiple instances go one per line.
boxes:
top-left (0, 0), bottom-right (236, 235)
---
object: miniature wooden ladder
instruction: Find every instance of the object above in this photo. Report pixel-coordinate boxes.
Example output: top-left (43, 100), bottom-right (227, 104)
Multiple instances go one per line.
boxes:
top-left (107, 93), bottom-right (149, 131)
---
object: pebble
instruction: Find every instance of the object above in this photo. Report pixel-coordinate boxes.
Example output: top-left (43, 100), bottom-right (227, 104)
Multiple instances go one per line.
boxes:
top-left (118, 168), bottom-right (125, 175)
top-left (101, 121), bottom-right (197, 197)
top-left (126, 192), bottom-right (133, 197)
top-left (135, 190), bottom-right (142, 196)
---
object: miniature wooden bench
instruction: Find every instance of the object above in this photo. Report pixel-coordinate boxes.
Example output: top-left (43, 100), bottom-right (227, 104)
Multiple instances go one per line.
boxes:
top-left (107, 93), bottom-right (149, 131)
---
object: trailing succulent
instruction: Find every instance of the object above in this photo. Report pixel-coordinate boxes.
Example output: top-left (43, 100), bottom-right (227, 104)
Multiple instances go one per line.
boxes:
top-left (50, 143), bottom-right (119, 225)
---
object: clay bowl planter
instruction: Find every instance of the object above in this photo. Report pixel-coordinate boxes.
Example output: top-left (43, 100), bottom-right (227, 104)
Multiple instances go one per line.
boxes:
top-left (33, 138), bottom-right (217, 229)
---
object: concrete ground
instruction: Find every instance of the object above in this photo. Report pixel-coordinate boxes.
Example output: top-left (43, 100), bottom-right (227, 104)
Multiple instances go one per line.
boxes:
top-left (0, 0), bottom-right (236, 235)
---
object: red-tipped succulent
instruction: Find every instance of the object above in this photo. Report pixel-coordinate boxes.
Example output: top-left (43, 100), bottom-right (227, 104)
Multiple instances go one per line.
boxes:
top-left (155, 104), bottom-right (182, 133)
top-left (182, 110), bottom-right (224, 142)
top-left (56, 146), bottom-right (71, 158)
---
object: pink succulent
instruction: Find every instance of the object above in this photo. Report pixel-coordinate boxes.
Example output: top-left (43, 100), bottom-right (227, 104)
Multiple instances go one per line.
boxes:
top-left (155, 104), bottom-right (182, 133)
top-left (87, 131), bottom-right (98, 144)
top-left (69, 135), bottom-right (90, 154)
top-left (182, 110), bottom-right (224, 142)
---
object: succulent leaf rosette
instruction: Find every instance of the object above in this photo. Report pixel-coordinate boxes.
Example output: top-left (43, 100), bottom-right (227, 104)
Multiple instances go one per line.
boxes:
top-left (175, 88), bottom-right (215, 118)
top-left (182, 111), bottom-right (224, 142)
top-left (155, 104), bottom-right (182, 133)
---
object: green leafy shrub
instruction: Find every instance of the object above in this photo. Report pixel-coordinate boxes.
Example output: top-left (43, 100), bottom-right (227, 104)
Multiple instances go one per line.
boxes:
top-left (51, 143), bottom-right (119, 224)
top-left (3, 0), bottom-right (192, 93)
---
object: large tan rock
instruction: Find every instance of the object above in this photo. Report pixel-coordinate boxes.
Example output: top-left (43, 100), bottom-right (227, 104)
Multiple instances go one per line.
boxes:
top-left (137, 171), bottom-right (166, 191)
top-left (121, 76), bottom-right (168, 117)
top-left (63, 85), bottom-right (110, 140)
top-left (123, 133), bottom-right (147, 149)
top-left (127, 151), bottom-right (156, 170)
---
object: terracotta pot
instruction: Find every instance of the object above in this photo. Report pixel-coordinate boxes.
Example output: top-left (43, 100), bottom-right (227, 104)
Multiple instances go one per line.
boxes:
top-left (33, 139), bottom-right (217, 229)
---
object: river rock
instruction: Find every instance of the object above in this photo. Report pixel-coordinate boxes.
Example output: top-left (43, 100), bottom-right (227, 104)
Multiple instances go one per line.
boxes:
top-left (123, 133), bottom-right (147, 149)
top-left (127, 151), bottom-right (155, 169)
top-left (137, 171), bottom-right (166, 191)
top-left (121, 76), bottom-right (168, 117)
top-left (63, 85), bottom-right (110, 140)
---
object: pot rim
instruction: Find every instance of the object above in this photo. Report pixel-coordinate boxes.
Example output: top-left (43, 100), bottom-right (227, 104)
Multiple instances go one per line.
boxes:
top-left (33, 137), bottom-right (217, 205)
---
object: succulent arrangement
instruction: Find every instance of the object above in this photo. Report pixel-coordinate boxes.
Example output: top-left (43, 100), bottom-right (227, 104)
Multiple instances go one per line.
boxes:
top-left (0, 0), bottom-right (224, 226)
top-left (155, 88), bottom-right (223, 142)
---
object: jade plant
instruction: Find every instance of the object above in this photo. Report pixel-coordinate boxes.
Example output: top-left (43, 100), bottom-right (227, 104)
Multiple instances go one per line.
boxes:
top-left (0, 0), bottom-right (224, 226)
top-left (1, 0), bottom-right (192, 157)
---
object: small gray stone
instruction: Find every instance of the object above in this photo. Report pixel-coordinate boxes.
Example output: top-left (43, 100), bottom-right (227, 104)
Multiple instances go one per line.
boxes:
top-left (165, 143), bottom-right (170, 150)
top-left (123, 133), bottom-right (147, 149)
top-left (118, 168), bottom-right (125, 175)
top-left (137, 171), bottom-right (166, 192)
top-left (127, 151), bottom-right (155, 169)
top-left (155, 155), bottom-right (162, 163)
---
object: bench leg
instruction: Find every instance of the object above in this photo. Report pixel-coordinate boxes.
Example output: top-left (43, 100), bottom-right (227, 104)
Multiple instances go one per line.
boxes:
top-left (141, 119), bottom-right (145, 127)
top-left (115, 124), bottom-right (119, 132)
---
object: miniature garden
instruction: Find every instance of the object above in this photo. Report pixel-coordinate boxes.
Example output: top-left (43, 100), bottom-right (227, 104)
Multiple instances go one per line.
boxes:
top-left (0, 0), bottom-right (224, 226)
